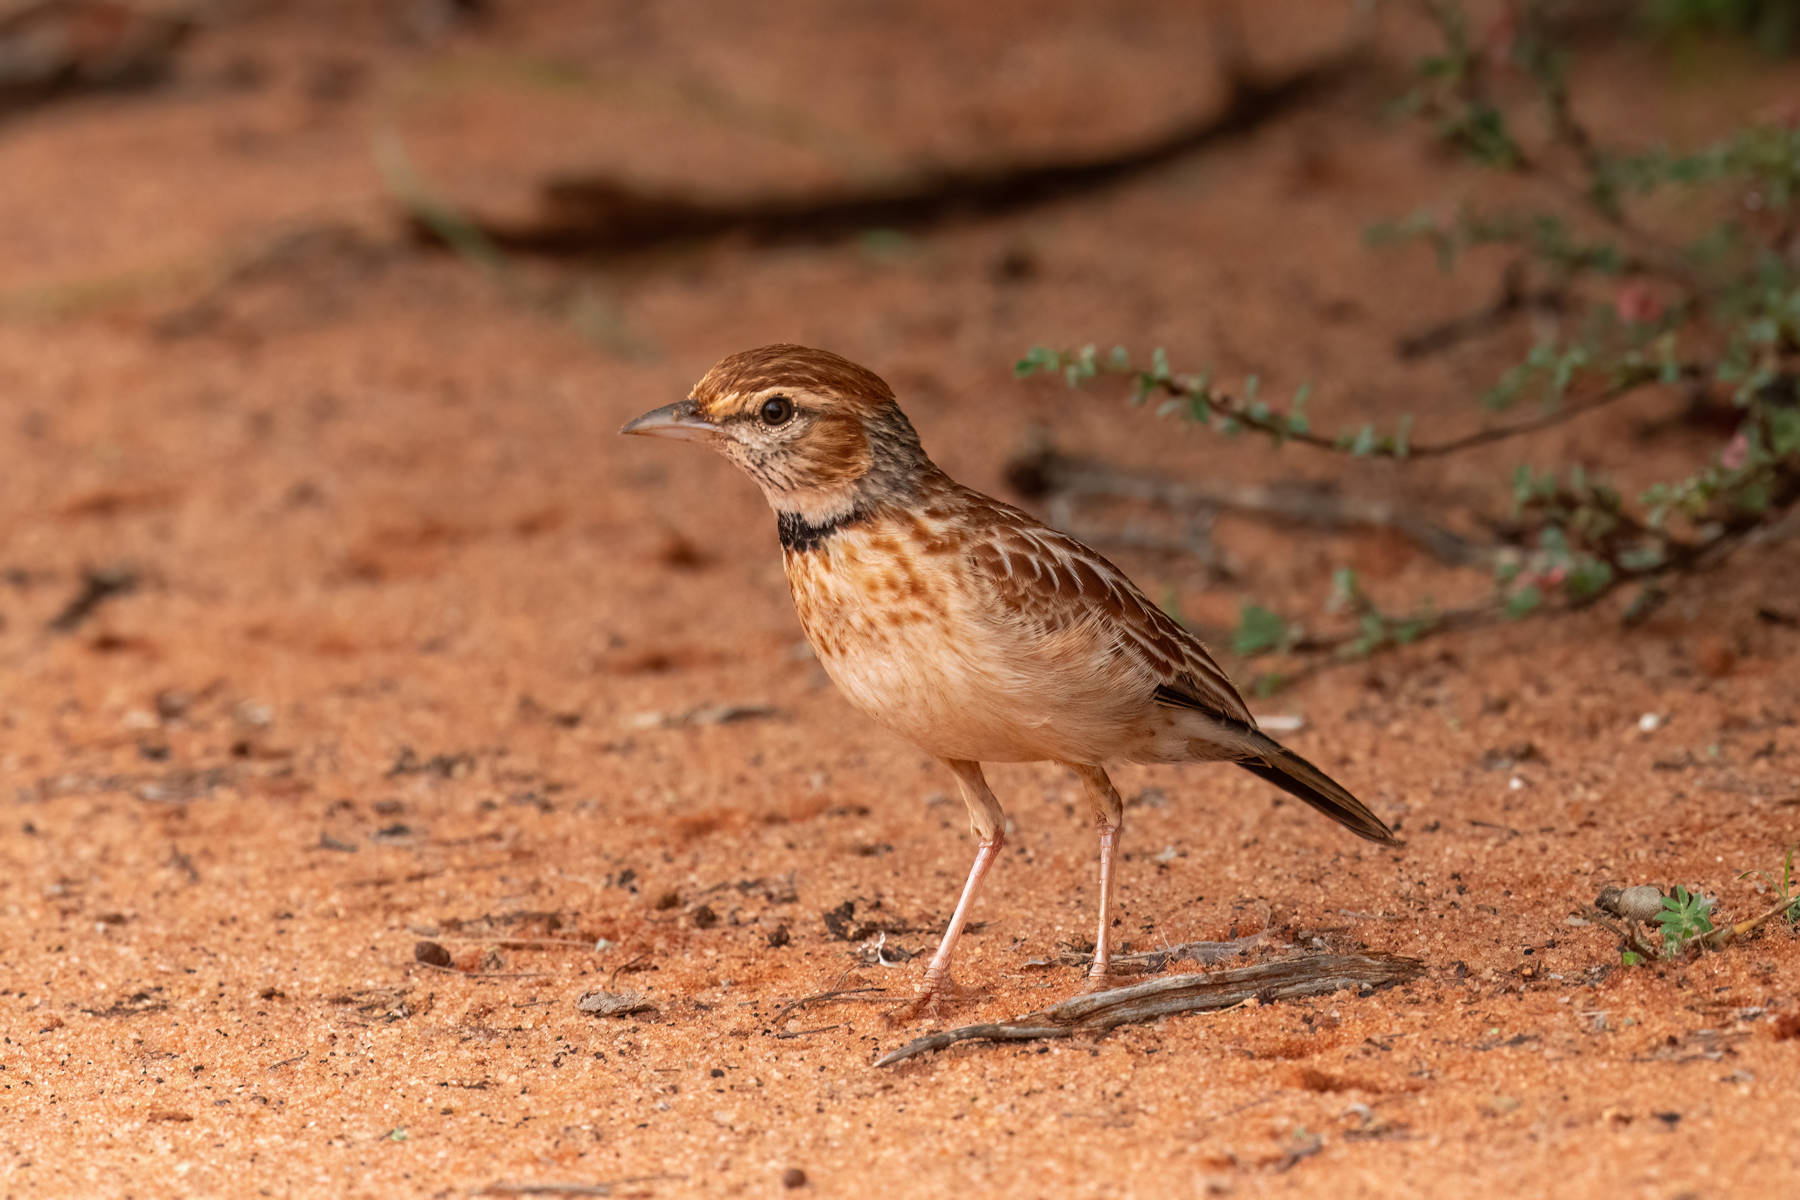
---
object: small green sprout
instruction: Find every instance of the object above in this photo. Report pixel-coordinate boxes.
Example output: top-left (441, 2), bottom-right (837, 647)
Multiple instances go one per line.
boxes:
top-left (1737, 846), bottom-right (1800, 926)
top-left (1652, 886), bottom-right (1716, 955)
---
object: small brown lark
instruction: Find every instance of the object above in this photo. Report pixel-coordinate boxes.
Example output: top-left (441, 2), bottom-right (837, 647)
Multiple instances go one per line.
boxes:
top-left (624, 344), bottom-right (1396, 1013)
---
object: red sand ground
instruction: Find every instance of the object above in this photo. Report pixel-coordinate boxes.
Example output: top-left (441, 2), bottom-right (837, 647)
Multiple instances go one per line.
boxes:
top-left (1, 3), bottom-right (1796, 1197)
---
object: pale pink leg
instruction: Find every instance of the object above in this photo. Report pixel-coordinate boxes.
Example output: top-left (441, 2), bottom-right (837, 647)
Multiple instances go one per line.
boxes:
top-left (894, 758), bottom-right (1005, 1019)
top-left (1067, 763), bottom-right (1125, 993)
top-left (917, 831), bottom-right (1005, 996)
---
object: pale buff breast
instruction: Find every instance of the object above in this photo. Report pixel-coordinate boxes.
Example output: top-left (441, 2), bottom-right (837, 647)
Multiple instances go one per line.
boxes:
top-left (783, 520), bottom-right (1171, 764)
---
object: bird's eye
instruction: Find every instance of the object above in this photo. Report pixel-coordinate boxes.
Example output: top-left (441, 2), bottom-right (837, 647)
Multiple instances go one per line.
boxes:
top-left (759, 395), bottom-right (794, 426)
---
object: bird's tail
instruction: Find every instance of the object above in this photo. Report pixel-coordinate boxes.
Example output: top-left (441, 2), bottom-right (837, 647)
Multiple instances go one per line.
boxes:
top-left (1236, 731), bottom-right (1398, 846)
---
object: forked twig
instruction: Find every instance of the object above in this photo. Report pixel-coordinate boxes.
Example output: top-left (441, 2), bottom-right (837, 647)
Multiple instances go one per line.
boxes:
top-left (769, 985), bottom-right (889, 1028)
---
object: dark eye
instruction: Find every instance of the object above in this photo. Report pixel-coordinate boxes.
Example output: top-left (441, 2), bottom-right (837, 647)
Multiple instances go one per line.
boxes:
top-left (759, 395), bottom-right (794, 426)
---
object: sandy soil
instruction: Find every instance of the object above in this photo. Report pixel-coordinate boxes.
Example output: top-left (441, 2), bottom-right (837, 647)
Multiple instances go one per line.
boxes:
top-left (2, 2), bottom-right (1797, 1197)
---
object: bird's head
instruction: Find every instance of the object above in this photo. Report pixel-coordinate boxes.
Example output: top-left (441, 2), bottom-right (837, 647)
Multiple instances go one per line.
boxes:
top-left (621, 344), bottom-right (927, 526)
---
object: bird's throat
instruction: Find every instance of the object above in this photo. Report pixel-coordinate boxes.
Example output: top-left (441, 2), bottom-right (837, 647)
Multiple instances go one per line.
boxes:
top-left (777, 506), bottom-right (869, 553)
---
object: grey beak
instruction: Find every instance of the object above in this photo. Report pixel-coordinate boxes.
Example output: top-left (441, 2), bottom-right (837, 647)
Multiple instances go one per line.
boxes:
top-left (620, 399), bottom-right (718, 443)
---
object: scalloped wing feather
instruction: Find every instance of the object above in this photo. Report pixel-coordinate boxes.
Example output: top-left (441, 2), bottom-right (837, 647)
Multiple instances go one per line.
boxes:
top-left (958, 494), bottom-right (1254, 729)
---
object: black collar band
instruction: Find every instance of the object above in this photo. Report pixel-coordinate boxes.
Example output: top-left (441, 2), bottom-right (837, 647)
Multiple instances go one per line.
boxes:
top-left (777, 507), bottom-right (867, 553)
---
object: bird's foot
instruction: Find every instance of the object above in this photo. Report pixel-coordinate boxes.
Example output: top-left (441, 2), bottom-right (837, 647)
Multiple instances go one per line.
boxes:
top-left (1078, 971), bottom-right (1115, 996)
top-left (885, 975), bottom-right (976, 1026)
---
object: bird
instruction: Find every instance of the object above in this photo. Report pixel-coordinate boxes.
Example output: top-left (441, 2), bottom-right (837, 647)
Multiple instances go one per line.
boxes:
top-left (622, 344), bottom-right (1397, 1014)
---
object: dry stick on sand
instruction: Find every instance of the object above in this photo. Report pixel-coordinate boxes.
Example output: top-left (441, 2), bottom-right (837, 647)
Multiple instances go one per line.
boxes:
top-left (608, 953), bottom-right (653, 987)
top-left (874, 953), bottom-right (1424, 1067)
top-left (767, 985), bottom-right (890, 1028)
top-left (1055, 932), bottom-right (1268, 973)
top-left (1700, 897), bottom-right (1800, 951)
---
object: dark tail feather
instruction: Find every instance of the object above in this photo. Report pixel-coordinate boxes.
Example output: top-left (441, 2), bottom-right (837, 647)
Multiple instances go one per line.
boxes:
top-left (1237, 733), bottom-right (1398, 846)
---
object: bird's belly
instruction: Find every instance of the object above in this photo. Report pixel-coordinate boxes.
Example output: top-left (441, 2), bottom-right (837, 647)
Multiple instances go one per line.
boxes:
top-left (786, 544), bottom-right (1141, 763)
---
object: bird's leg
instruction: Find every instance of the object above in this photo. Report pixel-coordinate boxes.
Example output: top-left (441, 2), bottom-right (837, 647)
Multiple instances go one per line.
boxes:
top-left (1068, 763), bottom-right (1124, 993)
top-left (893, 758), bottom-right (1004, 1021)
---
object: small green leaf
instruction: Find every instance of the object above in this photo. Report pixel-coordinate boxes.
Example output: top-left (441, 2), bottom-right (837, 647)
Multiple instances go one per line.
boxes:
top-left (1566, 558), bottom-right (1614, 598)
top-left (1770, 407), bottom-right (1800, 455)
top-left (1288, 385), bottom-right (1311, 435)
top-left (1250, 672), bottom-right (1289, 698)
top-left (1234, 604), bottom-right (1290, 655)
top-left (1504, 584), bottom-right (1543, 619)
top-left (1013, 346), bottom-right (1059, 378)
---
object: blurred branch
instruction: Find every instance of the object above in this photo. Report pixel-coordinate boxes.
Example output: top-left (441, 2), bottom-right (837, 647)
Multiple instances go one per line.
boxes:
top-left (1004, 437), bottom-right (1487, 568)
top-left (0, 0), bottom-right (192, 118)
top-left (405, 51), bottom-right (1364, 258)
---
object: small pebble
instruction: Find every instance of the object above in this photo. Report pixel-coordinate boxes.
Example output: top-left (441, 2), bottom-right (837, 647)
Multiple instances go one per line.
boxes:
top-left (1637, 712), bottom-right (1663, 733)
top-left (413, 940), bottom-right (452, 968)
top-left (781, 1167), bottom-right (807, 1189)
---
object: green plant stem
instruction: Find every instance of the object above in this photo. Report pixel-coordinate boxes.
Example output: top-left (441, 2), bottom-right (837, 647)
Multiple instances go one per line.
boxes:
top-left (1698, 895), bottom-right (1800, 951)
top-left (1135, 367), bottom-right (1663, 460)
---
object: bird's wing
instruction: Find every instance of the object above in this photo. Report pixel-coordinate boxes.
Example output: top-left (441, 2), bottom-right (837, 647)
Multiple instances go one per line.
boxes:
top-left (959, 496), bottom-right (1255, 728)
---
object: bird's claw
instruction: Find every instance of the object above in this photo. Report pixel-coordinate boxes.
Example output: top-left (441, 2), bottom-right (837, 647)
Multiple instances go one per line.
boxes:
top-left (885, 975), bottom-right (970, 1025)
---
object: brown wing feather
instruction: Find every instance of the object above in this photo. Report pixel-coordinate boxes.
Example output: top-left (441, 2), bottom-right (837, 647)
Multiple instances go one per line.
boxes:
top-left (954, 488), bottom-right (1254, 727)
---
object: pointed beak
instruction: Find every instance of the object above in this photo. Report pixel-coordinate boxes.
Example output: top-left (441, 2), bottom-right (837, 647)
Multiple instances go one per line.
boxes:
top-left (620, 399), bottom-right (719, 443)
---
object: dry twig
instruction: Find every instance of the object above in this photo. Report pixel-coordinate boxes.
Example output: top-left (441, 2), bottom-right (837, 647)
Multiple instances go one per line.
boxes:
top-left (769, 985), bottom-right (889, 1028)
top-left (875, 953), bottom-right (1423, 1066)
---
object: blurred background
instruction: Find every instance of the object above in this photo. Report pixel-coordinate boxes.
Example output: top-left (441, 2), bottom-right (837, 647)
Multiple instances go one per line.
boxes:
top-left (4, 4), bottom-right (1800, 1194)
top-left (4, 0), bottom-right (1798, 728)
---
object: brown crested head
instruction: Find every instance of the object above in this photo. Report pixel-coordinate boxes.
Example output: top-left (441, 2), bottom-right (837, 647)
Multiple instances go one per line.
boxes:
top-left (624, 344), bottom-right (929, 523)
top-left (691, 344), bottom-right (896, 427)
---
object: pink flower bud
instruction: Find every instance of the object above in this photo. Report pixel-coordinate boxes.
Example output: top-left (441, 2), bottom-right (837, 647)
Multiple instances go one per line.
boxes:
top-left (1722, 430), bottom-right (1750, 470)
top-left (1615, 281), bottom-right (1662, 324)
